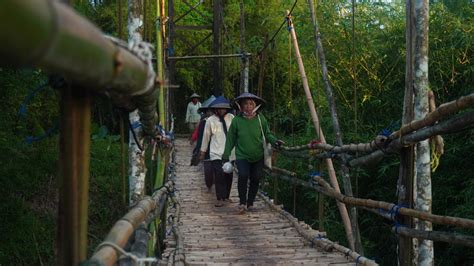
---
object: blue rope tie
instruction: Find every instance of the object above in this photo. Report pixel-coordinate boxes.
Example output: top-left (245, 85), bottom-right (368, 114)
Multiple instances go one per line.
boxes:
top-left (378, 128), bottom-right (392, 137)
top-left (131, 121), bottom-right (142, 129)
top-left (287, 26), bottom-right (293, 31)
top-left (355, 255), bottom-right (362, 265)
top-left (310, 234), bottom-right (325, 247)
top-left (25, 122), bottom-right (59, 144)
top-left (393, 222), bottom-right (406, 234)
top-left (18, 82), bottom-right (49, 117)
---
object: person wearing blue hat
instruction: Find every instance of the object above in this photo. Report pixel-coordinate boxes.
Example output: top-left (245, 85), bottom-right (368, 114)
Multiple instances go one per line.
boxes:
top-left (191, 95), bottom-right (216, 192)
top-left (185, 92), bottom-right (202, 133)
top-left (199, 96), bottom-right (235, 207)
top-left (222, 92), bottom-right (284, 214)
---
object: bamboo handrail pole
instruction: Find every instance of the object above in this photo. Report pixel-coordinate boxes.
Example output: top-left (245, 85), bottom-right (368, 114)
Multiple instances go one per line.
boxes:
top-left (390, 93), bottom-right (474, 140)
top-left (286, 11), bottom-right (355, 250)
top-left (266, 169), bottom-right (474, 229)
top-left (0, 0), bottom-right (148, 95)
top-left (89, 198), bottom-right (155, 265)
top-left (0, 0), bottom-right (158, 135)
top-left (392, 226), bottom-right (474, 248)
top-left (350, 110), bottom-right (474, 167)
top-left (265, 169), bottom-right (474, 247)
top-left (277, 93), bottom-right (473, 155)
top-left (313, 176), bottom-right (474, 229)
top-left (280, 138), bottom-right (385, 153)
top-left (88, 181), bottom-right (174, 265)
top-left (168, 53), bottom-right (251, 60)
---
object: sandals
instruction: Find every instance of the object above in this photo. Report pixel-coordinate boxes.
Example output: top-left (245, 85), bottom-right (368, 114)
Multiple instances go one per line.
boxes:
top-left (214, 200), bottom-right (225, 207)
top-left (238, 204), bottom-right (246, 214)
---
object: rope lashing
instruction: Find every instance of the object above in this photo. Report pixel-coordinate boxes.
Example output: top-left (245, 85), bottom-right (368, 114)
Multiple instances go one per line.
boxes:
top-left (128, 117), bottom-right (144, 151)
top-left (18, 82), bottom-right (49, 117)
top-left (94, 241), bottom-right (139, 264)
top-left (393, 222), bottom-right (405, 234)
top-left (430, 140), bottom-right (441, 172)
top-left (25, 122), bottom-right (60, 144)
top-left (105, 35), bottom-right (157, 135)
top-left (310, 234), bottom-right (326, 248)
top-left (355, 255), bottom-right (362, 265)
top-left (309, 171), bottom-right (321, 184)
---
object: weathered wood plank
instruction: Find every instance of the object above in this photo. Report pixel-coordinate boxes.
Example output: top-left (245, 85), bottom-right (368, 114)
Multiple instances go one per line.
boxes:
top-left (161, 138), bottom-right (361, 265)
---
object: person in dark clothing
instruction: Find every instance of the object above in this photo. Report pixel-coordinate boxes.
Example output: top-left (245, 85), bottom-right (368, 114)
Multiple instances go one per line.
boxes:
top-left (191, 95), bottom-right (216, 191)
top-left (222, 92), bottom-right (284, 213)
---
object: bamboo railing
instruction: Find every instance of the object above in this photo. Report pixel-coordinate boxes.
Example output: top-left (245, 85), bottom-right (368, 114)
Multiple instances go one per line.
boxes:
top-left (87, 180), bottom-right (174, 265)
top-left (262, 167), bottom-right (474, 248)
top-left (0, 0), bottom-right (158, 135)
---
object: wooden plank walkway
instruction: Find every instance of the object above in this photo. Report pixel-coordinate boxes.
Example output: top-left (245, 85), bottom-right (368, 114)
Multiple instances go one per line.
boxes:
top-left (162, 138), bottom-right (357, 265)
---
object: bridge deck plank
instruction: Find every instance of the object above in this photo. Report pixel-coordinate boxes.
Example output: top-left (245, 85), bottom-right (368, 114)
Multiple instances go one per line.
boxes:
top-left (161, 138), bottom-right (356, 265)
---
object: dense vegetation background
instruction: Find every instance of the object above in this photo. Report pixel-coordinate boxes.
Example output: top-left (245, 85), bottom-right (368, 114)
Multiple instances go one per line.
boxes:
top-left (0, 0), bottom-right (472, 265)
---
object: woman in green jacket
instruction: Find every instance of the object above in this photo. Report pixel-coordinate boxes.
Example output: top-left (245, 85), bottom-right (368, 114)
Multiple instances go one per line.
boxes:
top-left (222, 92), bottom-right (284, 213)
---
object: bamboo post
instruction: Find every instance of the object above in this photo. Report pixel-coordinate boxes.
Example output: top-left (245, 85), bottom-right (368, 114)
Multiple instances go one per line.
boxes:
top-left (157, 0), bottom-right (166, 128)
top-left (58, 87), bottom-right (91, 265)
top-left (307, 0), bottom-right (363, 253)
top-left (286, 11), bottom-right (355, 251)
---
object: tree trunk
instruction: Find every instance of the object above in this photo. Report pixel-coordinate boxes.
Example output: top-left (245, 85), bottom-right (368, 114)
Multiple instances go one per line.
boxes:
top-left (413, 0), bottom-right (433, 264)
top-left (307, 0), bottom-right (363, 253)
top-left (128, 0), bottom-right (147, 205)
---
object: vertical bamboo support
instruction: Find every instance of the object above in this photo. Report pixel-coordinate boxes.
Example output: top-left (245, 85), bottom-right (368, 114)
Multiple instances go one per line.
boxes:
top-left (319, 193), bottom-right (325, 231)
top-left (399, 0), bottom-right (416, 264)
top-left (58, 86), bottom-right (91, 265)
top-left (157, 0), bottom-right (166, 128)
top-left (286, 12), bottom-right (355, 251)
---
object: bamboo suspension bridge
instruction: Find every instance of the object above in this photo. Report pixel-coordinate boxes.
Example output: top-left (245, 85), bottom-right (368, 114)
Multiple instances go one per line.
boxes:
top-left (1, 0), bottom-right (474, 265)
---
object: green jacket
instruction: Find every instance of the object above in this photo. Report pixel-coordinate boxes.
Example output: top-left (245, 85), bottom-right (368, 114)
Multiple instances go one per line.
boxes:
top-left (223, 113), bottom-right (277, 162)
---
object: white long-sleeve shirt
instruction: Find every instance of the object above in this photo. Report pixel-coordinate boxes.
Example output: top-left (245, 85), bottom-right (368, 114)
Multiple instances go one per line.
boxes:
top-left (200, 113), bottom-right (235, 161)
top-left (185, 101), bottom-right (202, 123)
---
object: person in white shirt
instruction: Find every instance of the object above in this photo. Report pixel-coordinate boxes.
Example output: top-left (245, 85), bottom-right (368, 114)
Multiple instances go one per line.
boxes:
top-left (199, 96), bottom-right (235, 207)
top-left (185, 93), bottom-right (202, 133)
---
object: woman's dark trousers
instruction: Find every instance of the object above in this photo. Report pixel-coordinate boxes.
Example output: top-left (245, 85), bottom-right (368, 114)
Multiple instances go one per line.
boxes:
top-left (203, 161), bottom-right (214, 189)
top-left (235, 159), bottom-right (263, 207)
top-left (211, 160), bottom-right (233, 200)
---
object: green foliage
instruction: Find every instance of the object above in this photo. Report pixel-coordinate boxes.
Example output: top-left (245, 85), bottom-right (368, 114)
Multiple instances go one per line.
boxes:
top-left (0, 0), bottom-right (473, 264)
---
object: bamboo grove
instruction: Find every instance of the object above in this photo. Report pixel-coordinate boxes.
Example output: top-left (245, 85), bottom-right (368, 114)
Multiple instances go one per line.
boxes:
top-left (0, 0), bottom-right (473, 265)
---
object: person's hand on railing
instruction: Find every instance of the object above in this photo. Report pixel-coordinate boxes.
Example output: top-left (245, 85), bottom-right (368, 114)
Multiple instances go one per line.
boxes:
top-left (274, 139), bottom-right (285, 149)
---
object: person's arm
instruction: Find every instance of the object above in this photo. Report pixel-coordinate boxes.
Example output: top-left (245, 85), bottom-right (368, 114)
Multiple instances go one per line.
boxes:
top-left (200, 119), bottom-right (212, 159)
top-left (222, 119), bottom-right (237, 161)
top-left (195, 120), bottom-right (206, 151)
top-left (185, 103), bottom-right (190, 123)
